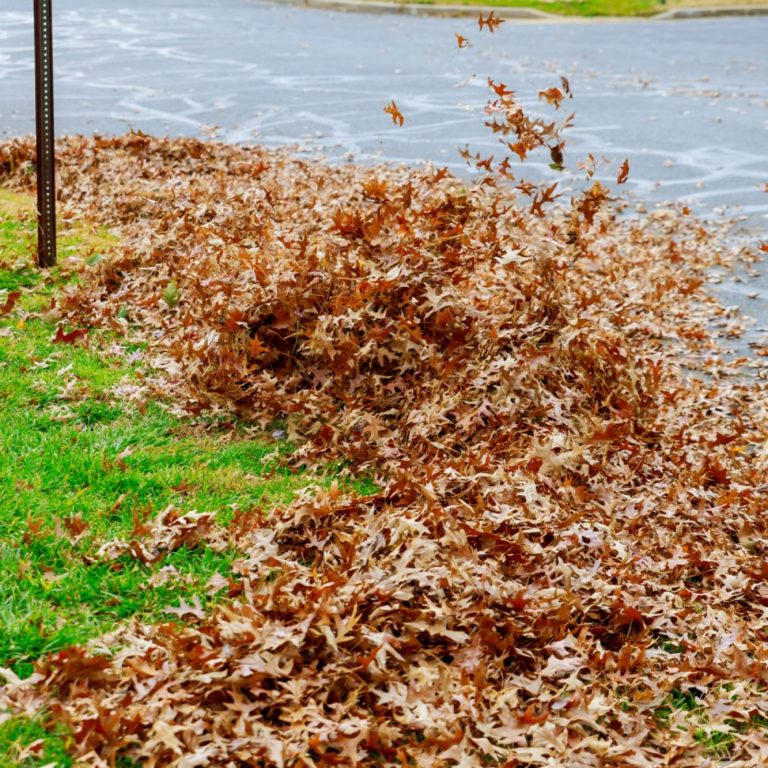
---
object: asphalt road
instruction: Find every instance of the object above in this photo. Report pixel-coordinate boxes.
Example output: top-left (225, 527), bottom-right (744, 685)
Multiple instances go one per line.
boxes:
top-left (1, 0), bottom-right (767, 321)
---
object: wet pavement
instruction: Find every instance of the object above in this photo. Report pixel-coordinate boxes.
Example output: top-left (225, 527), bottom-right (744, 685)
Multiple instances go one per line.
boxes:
top-left (1, 0), bottom-right (767, 318)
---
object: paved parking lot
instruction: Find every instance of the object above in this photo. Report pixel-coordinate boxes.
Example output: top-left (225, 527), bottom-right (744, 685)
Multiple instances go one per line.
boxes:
top-left (1, 0), bottom-right (767, 316)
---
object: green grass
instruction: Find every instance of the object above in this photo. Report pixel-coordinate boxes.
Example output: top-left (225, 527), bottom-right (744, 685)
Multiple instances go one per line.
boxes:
top-left (652, 687), bottom-right (768, 758)
top-left (369, 0), bottom-right (764, 17)
top-left (0, 192), bottom-right (371, 766)
top-left (653, 687), bottom-right (706, 723)
top-left (0, 715), bottom-right (74, 768)
top-left (693, 727), bottom-right (735, 757)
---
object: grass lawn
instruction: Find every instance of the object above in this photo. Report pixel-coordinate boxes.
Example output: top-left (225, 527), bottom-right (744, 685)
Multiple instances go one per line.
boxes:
top-left (368, 0), bottom-right (766, 17)
top-left (0, 192), bottom-right (368, 766)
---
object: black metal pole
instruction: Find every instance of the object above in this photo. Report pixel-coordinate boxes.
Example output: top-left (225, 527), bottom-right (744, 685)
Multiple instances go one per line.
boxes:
top-left (34, 0), bottom-right (56, 268)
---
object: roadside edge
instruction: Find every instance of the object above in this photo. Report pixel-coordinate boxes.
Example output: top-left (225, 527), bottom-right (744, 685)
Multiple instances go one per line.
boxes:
top-left (272, 0), bottom-right (768, 20)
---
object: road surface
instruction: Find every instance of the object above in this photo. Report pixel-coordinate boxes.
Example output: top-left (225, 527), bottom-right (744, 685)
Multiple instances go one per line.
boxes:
top-left (1, 0), bottom-right (767, 322)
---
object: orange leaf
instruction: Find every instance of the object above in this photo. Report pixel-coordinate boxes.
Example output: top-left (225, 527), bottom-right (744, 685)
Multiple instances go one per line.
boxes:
top-left (611, 600), bottom-right (646, 630)
top-left (488, 78), bottom-right (513, 98)
top-left (383, 100), bottom-right (404, 127)
top-left (478, 10), bottom-right (505, 32)
top-left (0, 291), bottom-right (20, 317)
top-left (52, 325), bottom-right (89, 345)
top-left (249, 336), bottom-right (267, 357)
top-left (617, 158), bottom-right (630, 184)
top-left (518, 704), bottom-right (548, 724)
top-left (538, 87), bottom-right (565, 110)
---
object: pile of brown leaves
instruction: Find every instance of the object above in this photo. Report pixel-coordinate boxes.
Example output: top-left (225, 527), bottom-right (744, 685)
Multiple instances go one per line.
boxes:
top-left (1, 133), bottom-right (768, 767)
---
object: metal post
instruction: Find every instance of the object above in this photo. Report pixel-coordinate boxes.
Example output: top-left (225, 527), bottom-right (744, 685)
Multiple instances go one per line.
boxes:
top-left (34, 0), bottom-right (56, 268)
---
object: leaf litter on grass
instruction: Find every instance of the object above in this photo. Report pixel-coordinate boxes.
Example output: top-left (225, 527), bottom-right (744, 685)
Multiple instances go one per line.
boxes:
top-left (0, 97), bottom-right (767, 766)
top-left (0, 252), bottom-right (339, 691)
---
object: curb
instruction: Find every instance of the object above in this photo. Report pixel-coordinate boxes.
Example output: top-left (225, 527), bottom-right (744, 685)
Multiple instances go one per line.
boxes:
top-left (280, 0), bottom-right (555, 17)
top-left (278, 0), bottom-right (553, 18)
top-left (276, 0), bottom-right (768, 20)
top-left (655, 4), bottom-right (768, 16)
